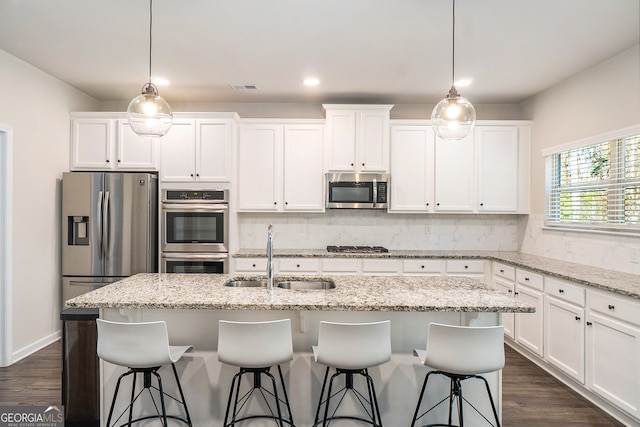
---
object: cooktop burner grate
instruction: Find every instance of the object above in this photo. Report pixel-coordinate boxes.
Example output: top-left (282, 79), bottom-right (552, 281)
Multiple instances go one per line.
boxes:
top-left (326, 245), bottom-right (389, 253)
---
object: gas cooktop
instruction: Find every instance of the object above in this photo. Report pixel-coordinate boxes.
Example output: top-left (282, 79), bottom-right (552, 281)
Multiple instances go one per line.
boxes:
top-left (326, 246), bottom-right (389, 254)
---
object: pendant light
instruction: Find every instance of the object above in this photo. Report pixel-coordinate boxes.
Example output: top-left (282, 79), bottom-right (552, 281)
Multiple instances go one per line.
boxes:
top-left (127, 0), bottom-right (173, 137)
top-left (431, 0), bottom-right (475, 141)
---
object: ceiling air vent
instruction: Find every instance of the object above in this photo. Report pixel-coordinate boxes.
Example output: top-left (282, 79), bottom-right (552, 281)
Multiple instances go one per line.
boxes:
top-left (230, 84), bottom-right (258, 91)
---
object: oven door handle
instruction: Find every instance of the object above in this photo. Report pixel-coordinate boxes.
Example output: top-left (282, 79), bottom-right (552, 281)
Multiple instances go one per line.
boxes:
top-left (161, 253), bottom-right (229, 261)
top-left (161, 203), bottom-right (228, 211)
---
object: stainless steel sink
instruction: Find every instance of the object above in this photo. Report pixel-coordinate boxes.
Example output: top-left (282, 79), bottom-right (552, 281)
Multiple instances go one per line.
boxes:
top-left (224, 279), bottom-right (269, 288)
top-left (276, 280), bottom-right (336, 290)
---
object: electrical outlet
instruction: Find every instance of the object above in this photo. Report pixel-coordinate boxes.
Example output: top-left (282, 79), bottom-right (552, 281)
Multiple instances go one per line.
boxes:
top-left (632, 249), bottom-right (640, 264)
top-left (425, 224), bottom-right (431, 234)
top-left (565, 240), bottom-right (573, 253)
top-left (487, 225), bottom-right (495, 235)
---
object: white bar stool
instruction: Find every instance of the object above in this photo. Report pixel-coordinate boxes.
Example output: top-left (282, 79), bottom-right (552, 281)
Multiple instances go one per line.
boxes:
top-left (96, 319), bottom-right (193, 427)
top-left (410, 323), bottom-right (505, 427)
top-left (312, 320), bottom-right (391, 427)
top-left (218, 319), bottom-right (295, 427)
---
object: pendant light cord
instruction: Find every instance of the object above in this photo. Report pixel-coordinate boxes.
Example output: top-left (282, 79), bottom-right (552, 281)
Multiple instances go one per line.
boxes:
top-left (148, 0), bottom-right (153, 84)
top-left (451, 0), bottom-right (456, 86)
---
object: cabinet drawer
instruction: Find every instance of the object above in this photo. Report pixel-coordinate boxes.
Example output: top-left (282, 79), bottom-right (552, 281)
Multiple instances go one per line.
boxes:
top-left (402, 259), bottom-right (444, 275)
top-left (546, 277), bottom-right (585, 307)
top-left (234, 258), bottom-right (265, 272)
top-left (516, 269), bottom-right (544, 291)
top-left (493, 262), bottom-right (515, 281)
top-left (362, 259), bottom-right (400, 274)
top-left (446, 260), bottom-right (485, 274)
top-left (278, 258), bottom-right (319, 273)
top-left (589, 290), bottom-right (640, 326)
top-left (322, 258), bottom-right (360, 274)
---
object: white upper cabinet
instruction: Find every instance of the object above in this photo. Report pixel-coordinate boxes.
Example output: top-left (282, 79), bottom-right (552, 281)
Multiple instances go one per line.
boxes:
top-left (159, 116), bottom-right (236, 182)
top-left (237, 121), bottom-right (324, 212)
top-left (71, 114), bottom-right (157, 171)
top-left (323, 104), bottom-right (392, 173)
top-left (389, 125), bottom-right (435, 212)
top-left (389, 121), bottom-right (531, 214)
top-left (434, 132), bottom-right (475, 212)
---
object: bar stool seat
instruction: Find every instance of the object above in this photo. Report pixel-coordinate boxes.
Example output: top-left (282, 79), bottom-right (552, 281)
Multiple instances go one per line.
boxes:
top-left (312, 320), bottom-right (391, 427)
top-left (410, 323), bottom-right (505, 427)
top-left (218, 318), bottom-right (295, 427)
top-left (96, 319), bottom-right (193, 427)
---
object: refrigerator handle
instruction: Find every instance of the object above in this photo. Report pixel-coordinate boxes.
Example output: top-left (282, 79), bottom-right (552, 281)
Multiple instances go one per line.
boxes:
top-left (97, 191), bottom-right (103, 260)
top-left (103, 191), bottom-right (110, 260)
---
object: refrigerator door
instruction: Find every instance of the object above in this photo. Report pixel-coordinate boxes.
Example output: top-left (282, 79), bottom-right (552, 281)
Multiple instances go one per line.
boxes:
top-left (62, 172), bottom-right (105, 277)
top-left (103, 173), bottom-right (158, 276)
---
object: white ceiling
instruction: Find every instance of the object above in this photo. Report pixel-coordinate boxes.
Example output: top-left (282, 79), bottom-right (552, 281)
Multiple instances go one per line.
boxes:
top-left (0, 0), bottom-right (638, 106)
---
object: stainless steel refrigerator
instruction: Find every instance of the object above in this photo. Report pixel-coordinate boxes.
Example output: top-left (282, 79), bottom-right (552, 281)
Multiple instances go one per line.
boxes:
top-left (62, 172), bottom-right (158, 303)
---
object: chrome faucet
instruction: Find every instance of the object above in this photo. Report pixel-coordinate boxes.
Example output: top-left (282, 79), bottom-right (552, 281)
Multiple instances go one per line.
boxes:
top-left (266, 224), bottom-right (274, 290)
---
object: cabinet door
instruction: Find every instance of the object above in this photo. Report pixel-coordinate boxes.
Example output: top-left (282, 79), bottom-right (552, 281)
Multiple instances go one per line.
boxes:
top-left (586, 311), bottom-right (640, 418)
top-left (493, 277), bottom-right (515, 339)
top-left (196, 120), bottom-right (232, 182)
top-left (325, 110), bottom-right (357, 171)
top-left (545, 296), bottom-right (585, 383)
top-left (434, 133), bottom-right (474, 212)
top-left (283, 125), bottom-right (324, 211)
top-left (358, 110), bottom-right (389, 172)
top-left (116, 120), bottom-right (157, 170)
top-left (159, 120), bottom-right (197, 182)
top-left (390, 126), bottom-right (435, 212)
top-left (476, 127), bottom-right (518, 212)
top-left (71, 118), bottom-right (113, 170)
top-left (238, 125), bottom-right (281, 211)
top-left (515, 284), bottom-right (544, 357)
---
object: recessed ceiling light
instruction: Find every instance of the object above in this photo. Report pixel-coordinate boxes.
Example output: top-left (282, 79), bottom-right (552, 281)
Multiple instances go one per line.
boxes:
top-left (303, 77), bottom-right (320, 86)
top-left (454, 78), bottom-right (472, 87)
top-left (152, 77), bottom-right (170, 86)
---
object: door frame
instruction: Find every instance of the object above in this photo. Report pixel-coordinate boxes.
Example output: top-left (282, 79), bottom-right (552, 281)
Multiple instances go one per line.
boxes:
top-left (0, 123), bottom-right (13, 367)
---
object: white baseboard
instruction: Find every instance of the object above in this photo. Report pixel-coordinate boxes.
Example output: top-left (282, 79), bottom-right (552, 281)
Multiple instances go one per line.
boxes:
top-left (10, 329), bottom-right (62, 365)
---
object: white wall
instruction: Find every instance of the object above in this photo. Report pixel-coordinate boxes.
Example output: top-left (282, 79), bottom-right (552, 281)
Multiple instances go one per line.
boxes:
top-left (520, 45), bottom-right (640, 274)
top-left (0, 49), bottom-right (99, 362)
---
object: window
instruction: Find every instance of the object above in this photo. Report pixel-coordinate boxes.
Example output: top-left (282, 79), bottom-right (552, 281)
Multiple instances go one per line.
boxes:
top-left (545, 133), bottom-right (640, 231)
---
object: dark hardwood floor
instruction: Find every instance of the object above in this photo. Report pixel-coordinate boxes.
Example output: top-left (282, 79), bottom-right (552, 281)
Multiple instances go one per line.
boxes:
top-left (0, 341), bottom-right (627, 426)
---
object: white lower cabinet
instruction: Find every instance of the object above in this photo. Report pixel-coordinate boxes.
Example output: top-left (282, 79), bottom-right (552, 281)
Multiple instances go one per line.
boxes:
top-left (587, 290), bottom-right (640, 419)
top-left (493, 276), bottom-right (515, 339)
top-left (277, 258), bottom-right (319, 275)
top-left (321, 258), bottom-right (360, 275)
top-left (361, 259), bottom-right (400, 276)
top-left (514, 269), bottom-right (544, 357)
top-left (544, 277), bottom-right (586, 383)
top-left (402, 259), bottom-right (444, 276)
top-left (445, 259), bottom-right (485, 279)
top-left (234, 258), bottom-right (267, 273)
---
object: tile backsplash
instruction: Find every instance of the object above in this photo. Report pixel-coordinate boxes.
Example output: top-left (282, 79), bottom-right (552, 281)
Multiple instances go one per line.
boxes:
top-left (238, 211), bottom-right (521, 251)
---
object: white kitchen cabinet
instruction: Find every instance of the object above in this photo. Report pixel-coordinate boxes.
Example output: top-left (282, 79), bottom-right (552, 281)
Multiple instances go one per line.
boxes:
top-left (445, 259), bottom-right (485, 279)
top-left (323, 104), bottom-right (392, 173)
top-left (234, 257), bottom-right (267, 273)
top-left (586, 290), bottom-right (640, 419)
top-left (160, 118), bottom-right (235, 182)
top-left (361, 259), bottom-right (400, 276)
top-left (237, 122), bottom-right (324, 212)
top-left (402, 259), bottom-right (444, 276)
top-left (278, 258), bottom-right (319, 275)
top-left (321, 258), bottom-right (360, 275)
top-left (492, 262), bottom-right (516, 339)
top-left (389, 125), bottom-right (435, 212)
top-left (434, 133), bottom-right (475, 212)
top-left (476, 126), bottom-right (519, 212)
top-left (514, 269), bottom-right (544, 357)
top-left (544, 277), bottom-right (586, 383)
top-left (71, 115), bottom-right (157, 171)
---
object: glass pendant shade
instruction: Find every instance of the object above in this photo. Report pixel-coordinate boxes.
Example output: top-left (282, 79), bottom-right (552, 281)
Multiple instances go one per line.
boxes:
top-left (431, 86), bottom-right (476, 141)
top-left (127, 83), bottom-right (173, 137)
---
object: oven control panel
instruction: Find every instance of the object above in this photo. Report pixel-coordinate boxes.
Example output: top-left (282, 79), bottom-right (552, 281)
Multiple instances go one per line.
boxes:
top-left (163, 190), bottom-right (228, 203)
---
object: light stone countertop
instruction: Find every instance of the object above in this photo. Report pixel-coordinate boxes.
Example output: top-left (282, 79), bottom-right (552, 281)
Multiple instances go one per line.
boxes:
top-left (64, 273), bottom-right (534, 313)
top-left (234, 249), bottom-right (640, 299)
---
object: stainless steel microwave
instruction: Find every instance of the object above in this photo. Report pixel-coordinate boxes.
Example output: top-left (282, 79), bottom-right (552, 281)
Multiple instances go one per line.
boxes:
top-left (326, 173), bottom-right (389, 209)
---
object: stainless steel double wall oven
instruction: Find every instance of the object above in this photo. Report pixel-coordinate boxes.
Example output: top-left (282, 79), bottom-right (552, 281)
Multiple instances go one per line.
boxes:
top-left (161, 189), bottom-right (229, 273)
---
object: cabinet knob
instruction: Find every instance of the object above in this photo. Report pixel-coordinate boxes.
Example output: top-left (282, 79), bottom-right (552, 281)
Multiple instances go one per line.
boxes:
top-left (586, 321), bottom-right (593, 326)
top-left (190, 173), bottom-right (194, 177)
top-left (296, 264), bottom-right (300, 268)
top-left (421, 265), bottom-right (425, 269)
top-left (426, 203), bottom-right (429, 206)
top-left (525, 277), bottom-right (530, 281)
top-left (117, 159), bottom-right (121, 163)
top-left (508, 290), bottom-right (513, 293)
top-left (361, 163), bottom-right (365, 166)
top-left (196, 173), bottom-right (200, 177)
top-left (575, 316), bottom-right (581, 321)
top-left (608, 304), bottom-right (615, 310)
top-left (106, 159), bottom-right (110, 163)
top-left (480, 203), bottom-right (484, 207)
top-left (559, 289), bottom-right (565, 294)
top-left (500, 269), bottom-right (504, 273)
top-left (436, 203), bottom-right (440, 206)
top-left (252, 264), bottom-right (256, 267)
top-left (514, 291), bottom-right (519, 296)
top-left (285, 202), bottom-right (288, 205)
top-left (350, 163), bottom-right (354, 166)
top-left (464, 265), bottom-right (469, 269)
top-left (274, 201), bottom-right (277, 205)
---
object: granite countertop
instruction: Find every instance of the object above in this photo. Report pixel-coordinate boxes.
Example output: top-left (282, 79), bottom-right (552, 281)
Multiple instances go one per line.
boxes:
top-left (64, 273), bottom-right (534, 313)
top-left (234, 249), bottom-right (640, 299)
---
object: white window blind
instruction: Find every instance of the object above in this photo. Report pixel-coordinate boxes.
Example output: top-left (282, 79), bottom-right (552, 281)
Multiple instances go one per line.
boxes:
top-left (545, 134), bottom-right (640, 231)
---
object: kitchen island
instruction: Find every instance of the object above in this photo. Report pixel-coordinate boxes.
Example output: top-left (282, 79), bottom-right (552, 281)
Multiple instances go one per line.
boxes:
top-left (66, 273), bottom-right (534, 426)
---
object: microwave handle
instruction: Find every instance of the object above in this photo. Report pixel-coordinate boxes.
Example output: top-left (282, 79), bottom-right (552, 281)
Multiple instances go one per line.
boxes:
top-left (372, 177), bottom-right (378, 208)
